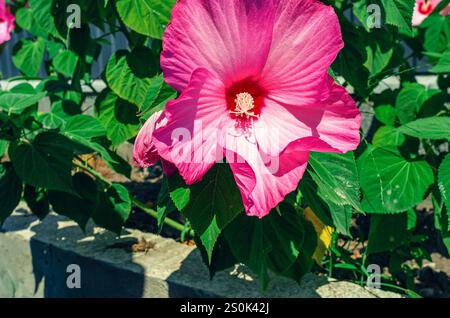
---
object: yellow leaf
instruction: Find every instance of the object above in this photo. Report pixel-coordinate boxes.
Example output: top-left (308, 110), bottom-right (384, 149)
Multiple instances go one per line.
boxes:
top-left (303, 207), bottom-right (333, 265)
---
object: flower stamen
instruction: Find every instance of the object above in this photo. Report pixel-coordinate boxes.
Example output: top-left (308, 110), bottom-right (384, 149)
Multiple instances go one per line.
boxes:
top-left (229, 92), bottom-right (259, 119)
top-left (419, 0), bottom-right (433, 14)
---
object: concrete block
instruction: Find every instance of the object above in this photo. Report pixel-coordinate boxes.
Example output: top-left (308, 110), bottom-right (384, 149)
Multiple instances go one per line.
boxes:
top-left (0, 206), bottom-right (401, 298)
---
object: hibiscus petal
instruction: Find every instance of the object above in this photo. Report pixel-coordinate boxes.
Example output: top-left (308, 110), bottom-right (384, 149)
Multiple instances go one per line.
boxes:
top-left (161, 0), bottom-right (276, 92)
top-left (262, 0), bottom-right (343, 105)
top-left (133, 110), bottom-right (166, 167)
top-left (227, 142), bottom-right (309, 218)
top-left (0, 2), bottom-right (14, 45)
top-left (255, 78), bottom-right (361, 155)
top-left (220, 119), bottom-right (309, 217)
top-left (153, 68), bottom-right (228, 185)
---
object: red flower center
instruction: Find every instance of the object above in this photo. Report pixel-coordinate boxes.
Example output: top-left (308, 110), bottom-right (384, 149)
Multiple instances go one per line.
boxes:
top-left (419, 1), bottom-right (433, 14)
top-left (226, 78), bottom-right (266, 121)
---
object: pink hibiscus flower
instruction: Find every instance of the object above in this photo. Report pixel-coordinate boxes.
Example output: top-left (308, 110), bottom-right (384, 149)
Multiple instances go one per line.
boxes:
top-left (412, 0), bottom-right (450, 26)
top-left (0, 0), bottom-right (15, 45)
top-left (134, 0), bottom-right (361, 218)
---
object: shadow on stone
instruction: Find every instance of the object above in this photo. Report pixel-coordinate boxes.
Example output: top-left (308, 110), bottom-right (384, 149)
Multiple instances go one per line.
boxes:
top-left (1, 212), bottom-right (146, 298)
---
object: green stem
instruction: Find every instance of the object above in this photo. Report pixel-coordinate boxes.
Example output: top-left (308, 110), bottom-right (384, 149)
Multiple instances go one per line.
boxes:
top-left (86, 82), bottom-right (99, 95)
top-left (352, 280), bottom-right (422, 298)
top-left (94, 27), bottom-right (122, 40)
top-left (73, 159), bottom-right (194, 237)
top-left (133, 199), bottom-right (194, 237)
top-left (74, 159), bottom-right (112, 186)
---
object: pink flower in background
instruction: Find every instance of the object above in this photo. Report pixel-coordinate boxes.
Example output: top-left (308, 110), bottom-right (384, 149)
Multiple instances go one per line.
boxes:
top-left (0, 0), bottom-right (15, 45)
top-left (134, 0), bottom-right (361, 218)
top-left (412, 0), bottom-right (450, 26)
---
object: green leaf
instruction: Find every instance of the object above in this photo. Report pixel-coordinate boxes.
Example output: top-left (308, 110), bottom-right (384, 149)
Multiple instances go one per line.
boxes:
top-left (67, 136), bottom-right (119, 171)
top-left (398, 117), bottom-right (450, 140)
top-left (53, 50), bottom-right (79, 77)
top-left (169, 164), bottom-right (244, 262)
top-left (48, 173), bottom-right (97, 231)
top-left (9, 132), bottom-right (75, 194)
top-left (298, 173), bottom-right (333, 227)
top-left (57, 114), bottom-right (119, 170)
top-left (358, 146), bottom-right (434, 213)
top-left (93, 183), bottom-right (131, 235)
top-left (15, 7), bottom-right (48, 38)
top-left (329, 204), bottom-right (353, 237)
top-left (395, 83), bottom-right (442, 124)
top-left (95, 90), bottom-right (140, 147)
top-left (0, 140), bottom-right (7, 158)
top-left (407, 208), bottom-right (417, 231)
top-left (308, 152), bottom-right (362, 212)
top-left (195, 233), bottom-right (238, 279)
top-left (380, 0), bottom-right (415, 32)
top-left (37, 112), bottom-right (65, 129)
top-left (139, 80), bottom-right (177, 119)
top-left (364, 30), bottom-right (394, 77)
top-left (299, 172), bottom-right (352, 237)
top-left (115, 0), bottom-right (176, 39)
top-left (156, 178), bottom-right (176, 233)
top-left (102, 149), bottom-right (132, 178)
top-left (375, 105), bottom-right (396, 127)
top-left (24, 185), bottom-right (50, 220)
top-left (28, 0), bottom-right (61, 39)
top-left (352, 0), bottom-right (371, 31)
top-left (9, 83), bottom-right (37, 94)
top-left (12, 38), bottom-right (46, 77)
top-left (373, 126), bottom-right (405, 147)
top-left (433, 194), bottom-right (450, 254)
top-left (0, 163), bottom-right (23, 226)
top-left (105, 48), bottom-right (163, 108)
top-left (332, 20), bottom-right (370, 97)
top-left (431, 47), bottom-right (450, 74)
top-left (439, 154), bottom-right (450, 218)
top-left (62, 115), bottom-right (106, 140)
top-left (421, 15), bottom-right (450, 53)
top-left (0, 92), bottom-right (46, 114)
top-left (280, 218), bottom-right (317, 282)
top-left (367, 213), bottom-right (408, 254)
top-left (47, 40), bottom-right (64, 59)
top-left (224, 203), bottom-right (308, 280)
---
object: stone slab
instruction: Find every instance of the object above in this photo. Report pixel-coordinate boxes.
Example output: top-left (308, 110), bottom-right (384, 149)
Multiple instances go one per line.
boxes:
top-left (0, 206), bottom-right (401, 298)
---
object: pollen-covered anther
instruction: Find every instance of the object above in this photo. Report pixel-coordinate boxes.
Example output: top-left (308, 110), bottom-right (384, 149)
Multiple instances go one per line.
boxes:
top-left (229, 92), bottom-right (259, 119)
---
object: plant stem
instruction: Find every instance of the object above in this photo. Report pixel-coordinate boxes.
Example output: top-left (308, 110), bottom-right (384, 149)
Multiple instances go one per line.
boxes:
top-left (351, 280), bottom-right (422, 298)
top-left (132, 198), bottom-right (194, 237)
top-left (73, 159), bottom-right (194, 237)
top-left (74, 159), bottom-right (112, 186)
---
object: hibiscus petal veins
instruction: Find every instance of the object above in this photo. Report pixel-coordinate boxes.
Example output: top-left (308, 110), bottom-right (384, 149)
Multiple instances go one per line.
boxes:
top-left (134, 0), bottom-right (361, 218)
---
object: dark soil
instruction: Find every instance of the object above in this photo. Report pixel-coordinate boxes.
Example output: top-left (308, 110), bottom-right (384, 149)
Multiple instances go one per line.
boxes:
top-left (329, 205), bottom-right (450, 298)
